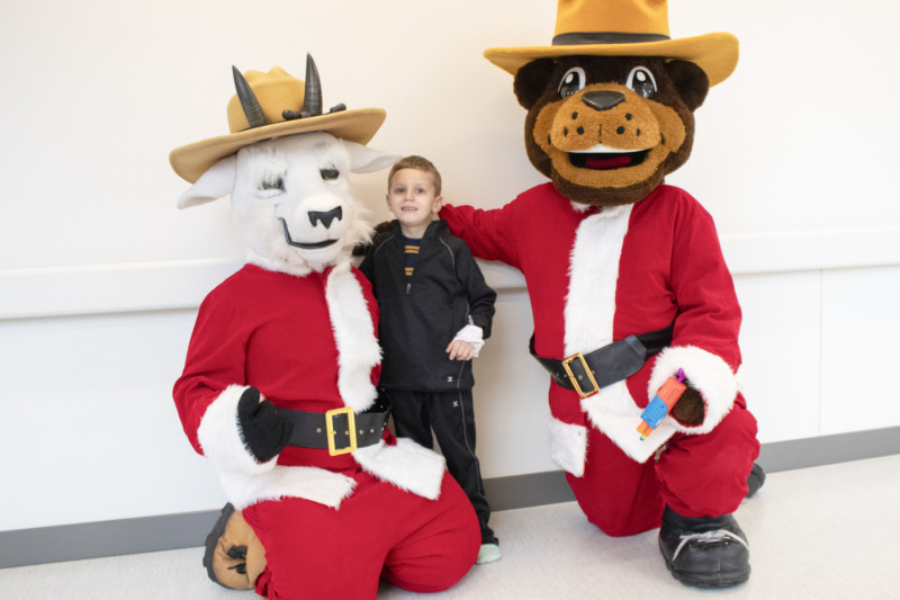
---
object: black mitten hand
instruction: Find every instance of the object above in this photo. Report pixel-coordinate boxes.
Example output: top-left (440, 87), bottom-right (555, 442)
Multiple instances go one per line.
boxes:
top-left (236, 387), bottom-right (293, 463)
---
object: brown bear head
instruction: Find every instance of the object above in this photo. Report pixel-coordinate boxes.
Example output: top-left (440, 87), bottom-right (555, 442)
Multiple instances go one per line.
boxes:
top-left (513, 55), bottom-right (709, 207)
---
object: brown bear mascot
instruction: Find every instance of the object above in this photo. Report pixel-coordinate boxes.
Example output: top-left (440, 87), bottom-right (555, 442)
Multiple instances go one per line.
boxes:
top-left (440, 0), bottom-right (763, 588)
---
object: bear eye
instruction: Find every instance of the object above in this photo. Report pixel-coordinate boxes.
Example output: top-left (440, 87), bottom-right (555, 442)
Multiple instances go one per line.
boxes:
top-left (558, 67), bottom-right (587, 98)
top-left (626, 66), bottom-right (657, 98)
top-left (320, 167), bottom-right (339, 181)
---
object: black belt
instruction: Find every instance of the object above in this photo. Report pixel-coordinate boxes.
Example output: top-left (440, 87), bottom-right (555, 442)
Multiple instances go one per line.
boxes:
top-left (276, 399), bottom-right (390, 456)
top-left (530, 322), bottom-right (674, 399)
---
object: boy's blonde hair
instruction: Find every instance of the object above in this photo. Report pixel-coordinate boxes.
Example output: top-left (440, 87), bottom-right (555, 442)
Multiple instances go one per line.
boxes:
top-left (388, 155), bottom-right (442, 196)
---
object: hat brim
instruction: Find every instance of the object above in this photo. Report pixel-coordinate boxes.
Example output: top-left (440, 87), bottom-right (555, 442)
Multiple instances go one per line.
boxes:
top-left (170, 108), bottom-right (387, 183)
top-left (484, 32), bottom-right (738, 87)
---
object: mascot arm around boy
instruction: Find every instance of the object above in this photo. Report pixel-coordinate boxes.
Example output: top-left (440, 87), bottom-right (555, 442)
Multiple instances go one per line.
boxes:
top-left (440, 0), bottom-right (763, 588)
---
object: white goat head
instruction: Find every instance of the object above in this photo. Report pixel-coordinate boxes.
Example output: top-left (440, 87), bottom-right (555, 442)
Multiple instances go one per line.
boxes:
top-left (178, 131), bottom-right (398, 275)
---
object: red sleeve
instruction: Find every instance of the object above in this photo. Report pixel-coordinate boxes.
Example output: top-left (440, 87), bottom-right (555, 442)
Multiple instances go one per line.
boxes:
top-left (440, 201), bottom-right (523, 269)
top-left (172, 291), bottom-right (248, 455)
top-left (669, 199), bottom-right (742, 371)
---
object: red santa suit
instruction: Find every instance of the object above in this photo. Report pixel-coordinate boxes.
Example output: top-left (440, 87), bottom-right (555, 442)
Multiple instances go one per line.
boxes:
top-left (441, 183), bottom-right (759, 536)
top-left (174, 260), bottom-right (479, 598)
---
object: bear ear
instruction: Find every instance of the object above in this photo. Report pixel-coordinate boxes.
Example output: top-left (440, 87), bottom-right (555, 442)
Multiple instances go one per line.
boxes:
top-left (513, 58), bottom-right (557, 109)
top-left (666, 60), bottom-right (709, 112)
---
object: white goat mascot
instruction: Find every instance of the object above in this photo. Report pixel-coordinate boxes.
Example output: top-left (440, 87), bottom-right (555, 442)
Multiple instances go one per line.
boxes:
top-left (170, 58), bottom-right (480, 599)
top-left (181, 132), bottom-right (384, 276)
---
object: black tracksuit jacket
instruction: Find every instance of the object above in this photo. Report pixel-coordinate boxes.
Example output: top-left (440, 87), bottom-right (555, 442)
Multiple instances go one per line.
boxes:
top-left (359, 220), bottom-right (497, 392)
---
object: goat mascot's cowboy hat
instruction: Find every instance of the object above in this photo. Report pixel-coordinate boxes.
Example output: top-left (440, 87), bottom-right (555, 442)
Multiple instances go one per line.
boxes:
top-left (483, 0), bottom-right (738, 86)
top-left (170, 55), bottom-right (386, 183)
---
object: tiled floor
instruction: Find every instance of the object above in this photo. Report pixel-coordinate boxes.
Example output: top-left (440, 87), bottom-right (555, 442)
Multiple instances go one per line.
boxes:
top-left (2, 454), bottom-right (898, 599)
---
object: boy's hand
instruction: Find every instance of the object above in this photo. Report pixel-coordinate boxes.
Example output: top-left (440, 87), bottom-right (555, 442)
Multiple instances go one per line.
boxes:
top-left (446, 340), bottom-right (475, 361)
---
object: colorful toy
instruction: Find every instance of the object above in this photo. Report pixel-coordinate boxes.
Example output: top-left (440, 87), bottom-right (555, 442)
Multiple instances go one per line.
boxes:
top-left (440, 0), bottom-right (763, 588)
top-left (638, 369), bottom-right (686, 439)
top-left (169, 56), bottom-right (479, 599)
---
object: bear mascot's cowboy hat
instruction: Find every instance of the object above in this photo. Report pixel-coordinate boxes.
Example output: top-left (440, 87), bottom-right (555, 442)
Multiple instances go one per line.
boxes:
top-left (439, 0), bottom-right (764, 588)
top-left (170, 56), bottom-right (480, 599)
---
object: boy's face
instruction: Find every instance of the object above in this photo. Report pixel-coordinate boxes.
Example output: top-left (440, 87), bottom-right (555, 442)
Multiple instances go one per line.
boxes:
top-left (386, 168), bottom-right (443, 235)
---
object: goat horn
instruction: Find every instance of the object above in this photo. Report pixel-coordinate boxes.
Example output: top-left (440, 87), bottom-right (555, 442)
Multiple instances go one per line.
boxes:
top-left (232, 66), bottom-right (269, 129)
top-left (300, 54), bottom-right (323, 118)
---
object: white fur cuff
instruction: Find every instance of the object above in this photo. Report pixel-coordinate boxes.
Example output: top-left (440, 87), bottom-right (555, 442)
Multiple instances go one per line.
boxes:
top-left (647, 346), bottom-right (739, 435)
top-left (197, 384), bottom-right (278, 476)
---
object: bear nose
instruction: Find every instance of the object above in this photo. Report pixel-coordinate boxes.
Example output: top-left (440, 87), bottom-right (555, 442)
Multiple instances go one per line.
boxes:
top-left (582, 91), bottom-right (625, 112)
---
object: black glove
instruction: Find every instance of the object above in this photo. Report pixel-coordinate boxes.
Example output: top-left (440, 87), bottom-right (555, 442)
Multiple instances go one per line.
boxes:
top-left (236, 387), bottom-right (293, 463)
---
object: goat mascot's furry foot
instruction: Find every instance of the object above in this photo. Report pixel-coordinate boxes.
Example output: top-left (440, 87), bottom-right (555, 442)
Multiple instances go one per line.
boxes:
top-left (439, 0), bottom-right (761, 588)
top-left (203, 503), bottom-right (265, 590)
top-left (169, 58), bottom-right (480, 599)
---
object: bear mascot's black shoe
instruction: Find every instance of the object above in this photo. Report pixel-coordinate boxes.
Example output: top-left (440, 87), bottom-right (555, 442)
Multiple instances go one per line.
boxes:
top-left (746, 462), bottom-right (766, 499)
top-left (658, 506), bottom-right (750, 588)
top-left (658, 463), bottom-right (764, 588)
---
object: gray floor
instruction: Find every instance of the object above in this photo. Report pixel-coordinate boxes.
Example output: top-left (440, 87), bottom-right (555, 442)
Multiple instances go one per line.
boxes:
top-left (2, 454), bottom-right (898, 599)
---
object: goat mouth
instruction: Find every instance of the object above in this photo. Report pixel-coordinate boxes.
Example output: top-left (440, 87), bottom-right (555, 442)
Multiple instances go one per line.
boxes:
top-left (280, 218), bottom-right (338, 249)
top-left (569, 149), bottom-right (649, 170)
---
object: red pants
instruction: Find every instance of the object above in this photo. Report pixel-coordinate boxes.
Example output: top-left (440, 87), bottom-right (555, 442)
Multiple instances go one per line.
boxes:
top-left (568, 400), bottom-right (759, 537)
top-left (243, 471), bottom-right (480, 599)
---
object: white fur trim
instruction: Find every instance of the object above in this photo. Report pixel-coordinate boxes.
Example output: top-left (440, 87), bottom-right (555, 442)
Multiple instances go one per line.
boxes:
top-left (217, 466), bottom-right (356, 510)
top-left (197, 384), bottom-right (277, 476)
top-left (582, 385), bottom-right (678, 463)
top-left (219, 465), bottom-right (356, 510)
top-left (564, 205), bottom-right (632, 356)
top-left (353, 438), bottom-right (447, 500)
top-left (326, 261), bottom-right (381, 413)
top-left (452, 324), bottom-right (485, 356)
top-left (647, 346), bottom-right (739, 435)
top-left (548, 417), bottom-right (588, 476)
top-left (564, 205), bottom-right (671, 462)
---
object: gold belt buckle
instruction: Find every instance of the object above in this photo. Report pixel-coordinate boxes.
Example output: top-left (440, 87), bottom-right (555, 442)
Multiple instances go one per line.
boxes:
top-left (562, 352), bottom-right (600, 399)
top-left (325, 407), bottom-right (357, 456)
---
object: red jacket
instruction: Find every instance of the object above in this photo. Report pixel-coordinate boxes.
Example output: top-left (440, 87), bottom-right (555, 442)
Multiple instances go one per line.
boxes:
top-left (174, 261), bottom-right (446, 508)
top-left (441, 183), bottom-right (743, 465)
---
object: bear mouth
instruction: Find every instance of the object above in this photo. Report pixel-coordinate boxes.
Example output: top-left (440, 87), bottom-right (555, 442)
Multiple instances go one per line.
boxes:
top-left (568, 149), bottom-right (650, 170)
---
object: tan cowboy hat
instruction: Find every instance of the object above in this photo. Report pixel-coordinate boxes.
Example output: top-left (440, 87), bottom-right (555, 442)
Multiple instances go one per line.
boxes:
top-left (170, 56), bottom-right (386, 183)
top-left (484, 0), bottom-right (738, 86)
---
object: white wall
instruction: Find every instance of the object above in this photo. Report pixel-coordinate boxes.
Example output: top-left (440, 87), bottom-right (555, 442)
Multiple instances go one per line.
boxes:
top-left (1, 1), bottom-right (898, 531)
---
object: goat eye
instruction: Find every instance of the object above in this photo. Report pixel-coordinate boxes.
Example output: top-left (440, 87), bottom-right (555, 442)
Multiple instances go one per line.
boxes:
top-left (558, 67), bottom-right (586, 98)
top-left (260, 176), bottom-right (284, 191)
top-left (626, 67), bottom-right (657, 98)
top-left (320, 168), bottom-right (339, 181)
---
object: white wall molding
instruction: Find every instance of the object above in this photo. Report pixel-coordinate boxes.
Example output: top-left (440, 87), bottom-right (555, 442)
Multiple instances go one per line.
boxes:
top-left (3, 228), bottom-right (898, 321)
top-left (0, 259), bottom-right (243, 321)
top-left (721, 228), bottom-right (900, 275)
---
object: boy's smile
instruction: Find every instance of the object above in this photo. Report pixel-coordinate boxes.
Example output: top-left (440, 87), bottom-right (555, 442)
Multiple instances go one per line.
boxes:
top-left (386, 168), bottom-right (443, 238)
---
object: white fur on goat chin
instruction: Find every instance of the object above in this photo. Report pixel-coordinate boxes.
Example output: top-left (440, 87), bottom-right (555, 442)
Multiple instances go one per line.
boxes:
top-left (177, 131), bottom-right (399, 276)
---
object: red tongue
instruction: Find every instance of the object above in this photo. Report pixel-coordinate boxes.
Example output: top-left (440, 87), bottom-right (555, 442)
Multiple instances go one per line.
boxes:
top-left (585, 155), bottom-right (632, 169)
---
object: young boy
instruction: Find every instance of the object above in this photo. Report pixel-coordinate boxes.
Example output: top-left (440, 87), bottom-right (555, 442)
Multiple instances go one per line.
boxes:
top-left (360, 156), bottom-right (501, 564)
